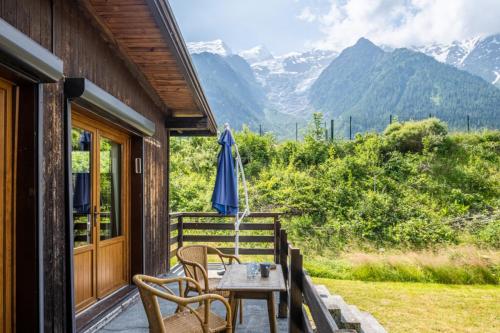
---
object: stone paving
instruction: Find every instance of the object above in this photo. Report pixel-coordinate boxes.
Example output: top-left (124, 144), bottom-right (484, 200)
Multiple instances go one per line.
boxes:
top-left (97, 267), bottom-right (288, 333)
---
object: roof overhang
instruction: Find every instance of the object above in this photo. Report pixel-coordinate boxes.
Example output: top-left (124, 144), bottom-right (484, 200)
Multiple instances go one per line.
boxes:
top-left (79, 0), bottom-right (217, 136)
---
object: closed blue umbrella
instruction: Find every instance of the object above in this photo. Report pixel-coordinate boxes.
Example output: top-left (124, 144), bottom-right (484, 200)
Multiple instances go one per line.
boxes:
top-left (211, 127), bottom-right (238, 215)
top-left (211, 125), bottom-right (250, 256)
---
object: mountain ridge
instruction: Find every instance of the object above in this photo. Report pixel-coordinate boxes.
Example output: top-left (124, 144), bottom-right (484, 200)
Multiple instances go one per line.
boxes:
top-left (310, 38), bottom-right (500, 134)
top-left (188, 37), bottom-right (500, 137)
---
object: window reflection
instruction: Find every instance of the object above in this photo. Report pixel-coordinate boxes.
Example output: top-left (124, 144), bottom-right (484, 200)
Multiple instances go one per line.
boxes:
top-left (100, 137), bottom-right (121, 240)
top-left (72, 128), bottom-right (92, 247)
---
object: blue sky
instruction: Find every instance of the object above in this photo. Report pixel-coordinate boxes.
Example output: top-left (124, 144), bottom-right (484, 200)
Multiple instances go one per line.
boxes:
top-left (169, 0), bottom-right (328, 54)
top-left (170, 0), bottom-right (500, 55)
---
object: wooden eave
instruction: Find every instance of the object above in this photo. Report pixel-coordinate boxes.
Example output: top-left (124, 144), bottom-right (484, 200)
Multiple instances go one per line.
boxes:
top-left (79, 0), bottom-right (217, 135)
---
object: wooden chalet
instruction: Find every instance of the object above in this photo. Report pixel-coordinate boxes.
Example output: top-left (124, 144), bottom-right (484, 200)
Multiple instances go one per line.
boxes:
top-left (0, 0), bottom-right (216, 331)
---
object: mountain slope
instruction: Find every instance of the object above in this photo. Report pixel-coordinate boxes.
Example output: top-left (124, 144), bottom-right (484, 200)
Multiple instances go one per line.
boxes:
top-left (191, 52), bottom-right (265, 130)
top-left (243, 47), bottom-right (337, 117)
top-left (310, 38), bottom-right (500, 134)
top-left (462, 34), bottom-right (500, 88)
top-left (414, 34), bottom-right (500, 88)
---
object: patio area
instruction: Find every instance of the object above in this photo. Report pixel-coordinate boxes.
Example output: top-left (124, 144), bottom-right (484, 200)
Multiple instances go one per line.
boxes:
top-left (96, 264), bottom-right (288, 333)
top-left (85, 212), bottom-right (344, 333)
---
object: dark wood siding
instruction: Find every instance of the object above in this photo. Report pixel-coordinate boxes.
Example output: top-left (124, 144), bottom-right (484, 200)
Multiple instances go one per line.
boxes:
top-left (1, 0), bottom-right (171, 331)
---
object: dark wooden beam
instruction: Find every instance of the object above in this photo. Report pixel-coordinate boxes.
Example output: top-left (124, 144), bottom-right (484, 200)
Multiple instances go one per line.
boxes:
top-left (165, 116), bottom-right (207, 130)
top-left (169, 129), bottom-right (215, 137)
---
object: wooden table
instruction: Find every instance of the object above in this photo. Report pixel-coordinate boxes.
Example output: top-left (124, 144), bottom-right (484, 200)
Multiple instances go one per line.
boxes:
top-left (217, 264), bottom-right (286, 333)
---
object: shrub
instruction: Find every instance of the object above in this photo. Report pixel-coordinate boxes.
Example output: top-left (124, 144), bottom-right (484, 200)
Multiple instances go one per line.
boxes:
top-left (476, 220), bottom-right (500, 248)
top-left (384, 118), bottom-right (447, 153)
top-left (389, 218), bottom-right (457, 248)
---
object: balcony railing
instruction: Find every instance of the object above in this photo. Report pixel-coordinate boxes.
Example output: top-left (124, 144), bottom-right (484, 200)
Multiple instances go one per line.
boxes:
top-left (169, 212), bottom-right (343, 333)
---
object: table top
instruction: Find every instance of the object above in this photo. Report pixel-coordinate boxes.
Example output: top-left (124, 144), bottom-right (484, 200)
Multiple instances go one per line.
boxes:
top-left (217, 264), bottom-right (286, 292)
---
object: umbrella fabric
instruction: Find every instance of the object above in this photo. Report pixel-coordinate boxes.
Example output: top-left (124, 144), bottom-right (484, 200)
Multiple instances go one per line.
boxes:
top-left (211, 129), bottom-right (238, 215)
top-left (73, 131), bottom-right (91, 214)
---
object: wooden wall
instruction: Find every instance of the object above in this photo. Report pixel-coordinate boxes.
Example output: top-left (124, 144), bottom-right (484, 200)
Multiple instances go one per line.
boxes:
top-left (0, 0), bottom-right (171, 331)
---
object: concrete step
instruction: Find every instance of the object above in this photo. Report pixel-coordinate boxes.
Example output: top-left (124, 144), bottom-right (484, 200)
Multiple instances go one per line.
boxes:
top-left (360, 311), bottom-right (387, 333)
top-left (313, 284), bottom-right (385, 333)
top-left (314, 284), bottom-right (331, 298)
top-left (348, 305), bottom-right (387, 333)
top-left (328, 295), bottom-right (361, 332)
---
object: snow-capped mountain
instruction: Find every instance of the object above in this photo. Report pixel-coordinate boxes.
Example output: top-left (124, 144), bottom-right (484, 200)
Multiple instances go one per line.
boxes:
top-left (188, 40), bottom-right (338, 118)
top-left (240, 46), bottom-right (337, 116)
top-left (239, 45), bottom-right (274, 63)
top-left (187, 39), bottom-right (233, 57)
top-left (411, 37), bottom-right (481, 66)
top-left (413, 34), bottom-right (500, 88)
top-left (462, 35), bottom-right (500, 88)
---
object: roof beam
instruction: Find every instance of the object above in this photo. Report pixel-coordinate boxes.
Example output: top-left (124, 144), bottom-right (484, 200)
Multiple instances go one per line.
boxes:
top-left (169, 129), bottom-right (215, 137)
top-left (166, 117), bottom-right (208, 130)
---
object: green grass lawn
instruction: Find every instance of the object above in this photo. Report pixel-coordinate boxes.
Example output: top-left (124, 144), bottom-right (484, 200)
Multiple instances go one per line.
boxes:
top-left (313, 278), bottom-right (500, 333)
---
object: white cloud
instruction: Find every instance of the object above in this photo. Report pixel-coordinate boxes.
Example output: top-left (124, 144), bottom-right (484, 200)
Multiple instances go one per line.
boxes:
top-left (313, 0), bottom-right (500, 51)
top-left (297, 7), bottom-right (317, 23)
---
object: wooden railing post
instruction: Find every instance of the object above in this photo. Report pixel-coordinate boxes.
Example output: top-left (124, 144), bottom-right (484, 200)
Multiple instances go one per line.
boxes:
top-left (177, 216), bottom-right (183, 248)
top-left (278, 229), bottom-right (288, 318)
top-left (288, 246), bottom-right (303, 333)
top-left (167, 213), bottom-right (171, 271)
top-left (274, 215), bottom-right (281, 264)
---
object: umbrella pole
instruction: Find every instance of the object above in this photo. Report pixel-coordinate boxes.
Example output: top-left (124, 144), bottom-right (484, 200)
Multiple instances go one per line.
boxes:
top-left (235, 149), bottom-right (240, 257)
top-left (235, 214), bottom-right (239, 256)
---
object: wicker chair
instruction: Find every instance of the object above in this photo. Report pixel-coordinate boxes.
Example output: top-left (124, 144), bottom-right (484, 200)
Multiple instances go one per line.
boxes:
top-left (176, 245), bottom-right (243, 323)
top-left (133, 274), bottom-right (232, 333)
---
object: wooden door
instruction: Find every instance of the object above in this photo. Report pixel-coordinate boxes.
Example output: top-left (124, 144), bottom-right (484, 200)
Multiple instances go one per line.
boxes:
top-left (1, 78), bottom-right (15, 332)
top-left (72, 110), bottom-right (130, 312)
top-left (96, 129), bottom-right (129, 297)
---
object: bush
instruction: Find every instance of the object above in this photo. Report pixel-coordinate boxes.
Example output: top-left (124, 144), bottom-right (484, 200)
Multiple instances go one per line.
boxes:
top-left (476, 220), bottom-right (500, 248)
top-left (389, 218), bottom-right (457, 248)
top-left (384, 118), bottom-right (448, 153)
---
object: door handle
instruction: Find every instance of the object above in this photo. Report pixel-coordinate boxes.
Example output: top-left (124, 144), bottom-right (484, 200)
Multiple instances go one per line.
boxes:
top-left (93, 206), bottom-right (99, 227)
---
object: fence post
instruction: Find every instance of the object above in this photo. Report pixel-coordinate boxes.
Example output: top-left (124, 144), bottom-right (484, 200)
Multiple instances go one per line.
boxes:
top-left (274, 215), bottom-right (281, 264)
top-left (279, 229), bottom-right (288, 318)
top-left (349, 116), bottom-right (352, 140)
top-left (259, 124), bottom-right (262, 136)
top-left (330, 119), bottom-right (334, 141)
top-left (389, 114), bottom-right (392, 125)
top-left (467, 115), bottom-right (470, 133)
top-left (177, 216), bottom-right (183, 248)
top-left (295, 123), bottom-right (298, 141)
top-left (288, 247), bottom-right (303, 332)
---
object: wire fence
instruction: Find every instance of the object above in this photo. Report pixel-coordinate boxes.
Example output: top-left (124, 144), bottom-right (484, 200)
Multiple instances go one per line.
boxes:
top-left (255, 114), bottom-right (499, 141)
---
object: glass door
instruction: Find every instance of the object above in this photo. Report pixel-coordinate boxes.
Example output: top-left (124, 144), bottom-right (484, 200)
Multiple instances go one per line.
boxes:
top-left (72, 109), bottom-right (130, 312)
top-left (96, 134), bottom-right (128, 297)
top-left (72, 126), bottom-right (97, 311)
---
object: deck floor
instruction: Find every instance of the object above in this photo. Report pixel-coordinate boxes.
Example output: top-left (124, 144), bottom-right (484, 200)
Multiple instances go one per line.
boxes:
top-left (97, 265), bottom-right (288, 333)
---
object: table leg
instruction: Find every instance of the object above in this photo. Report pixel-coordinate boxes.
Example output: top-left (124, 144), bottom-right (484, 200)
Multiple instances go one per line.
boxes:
top-left (230, 292), bottom-right (239, 329)
top-left (267, 292), bottom-right (277, 333)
